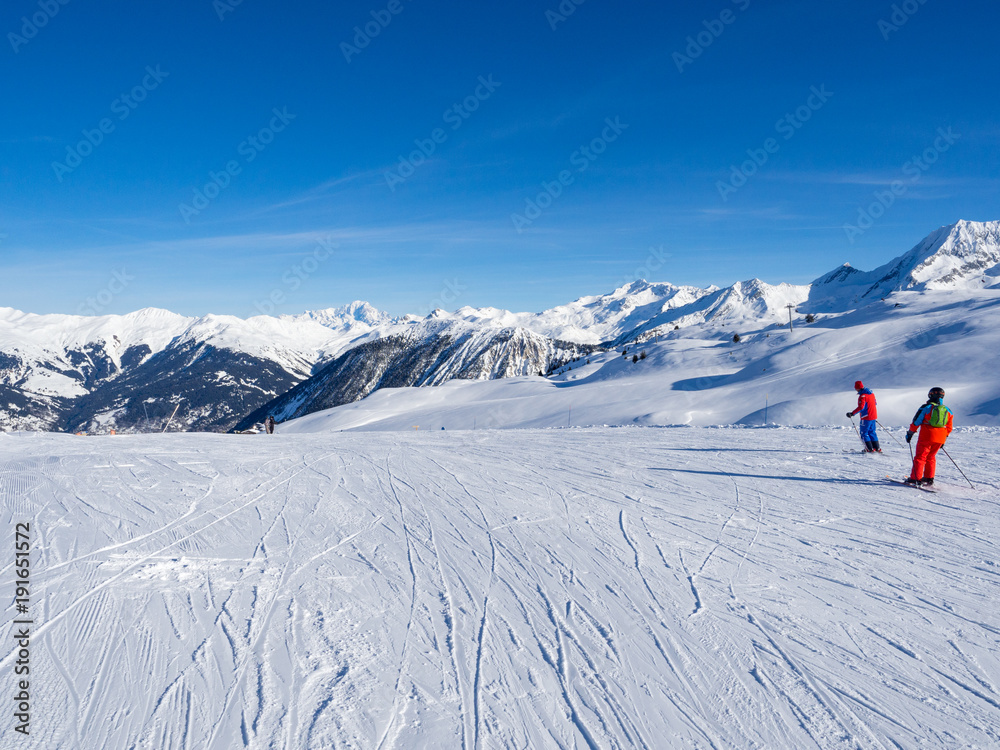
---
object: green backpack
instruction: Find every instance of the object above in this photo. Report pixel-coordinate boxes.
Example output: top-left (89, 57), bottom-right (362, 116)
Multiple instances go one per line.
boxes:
top-left (928, 403), bottom-right (951, 428)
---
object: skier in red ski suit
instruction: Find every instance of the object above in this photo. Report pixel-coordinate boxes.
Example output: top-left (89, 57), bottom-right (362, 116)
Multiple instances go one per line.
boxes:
top-left (905, 387), bottom-right (954, 486)
top-left (847, 380), bottom-right (880, 452)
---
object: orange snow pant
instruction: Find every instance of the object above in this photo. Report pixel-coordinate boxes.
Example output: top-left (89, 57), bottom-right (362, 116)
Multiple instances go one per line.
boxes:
top-left (909, 439), bottom-right (945, 481)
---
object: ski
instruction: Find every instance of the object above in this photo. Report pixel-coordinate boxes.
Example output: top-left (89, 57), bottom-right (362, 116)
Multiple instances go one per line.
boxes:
top-left (885, 475), bottom-right (936, 492)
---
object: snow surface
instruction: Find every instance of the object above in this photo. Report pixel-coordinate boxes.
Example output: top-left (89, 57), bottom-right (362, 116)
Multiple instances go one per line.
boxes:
top-left (2, 427), bottom-right (999, 748)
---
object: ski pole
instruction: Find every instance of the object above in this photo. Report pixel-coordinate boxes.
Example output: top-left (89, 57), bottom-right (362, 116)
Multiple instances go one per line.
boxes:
top-left (849, 416), bottom-right (866, 450)
top-left (941, 447), bottom-right (975, 489)
top-left (875, 420), bottom-right (905, 448)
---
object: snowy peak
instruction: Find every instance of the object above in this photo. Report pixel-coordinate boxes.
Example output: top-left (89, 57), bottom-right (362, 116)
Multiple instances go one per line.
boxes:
top-left (0, 302), bottom-right (395, 433)
top-left (628, 278), bottom-right (809, 338)
top-left (813, 263), bottom-right (860, 286)
top-left (810, 220), bottom-right (1000, 309)
top-left (289, 301), bottom-right (394, 331)
top-left (593, 279), bottom-right (705, 307)
top-left (867, 219), bottom-right (1000, 293)
top-left (715, 279), bottom-right (808, 318)
top-left (514, 279), bottom-right (714, 344)
top-left (0, 306), bottom-right (191, 356)
top-left (370, 280), bottom-right (716, 346)
top-left (907, 219), bottom-right (1000, 289)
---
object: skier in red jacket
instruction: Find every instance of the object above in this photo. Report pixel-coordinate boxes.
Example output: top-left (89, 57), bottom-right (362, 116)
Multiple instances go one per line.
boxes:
top-left (905, 387), bottom-right (954, 486)
top-left (847, 380), bottom-right (880, 452)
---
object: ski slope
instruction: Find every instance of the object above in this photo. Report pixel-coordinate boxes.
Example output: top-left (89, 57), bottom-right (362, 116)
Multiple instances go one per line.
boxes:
top-left (2, 427), bottom-right (999, 748)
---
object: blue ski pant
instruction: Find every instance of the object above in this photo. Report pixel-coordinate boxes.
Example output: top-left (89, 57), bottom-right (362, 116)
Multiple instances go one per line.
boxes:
top-left (860, 419), bottom-right (877, 442)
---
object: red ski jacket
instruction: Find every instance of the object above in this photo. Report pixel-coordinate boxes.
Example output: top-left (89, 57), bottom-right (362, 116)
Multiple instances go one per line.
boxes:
top-left (850, 388), bottom-right (877, 420)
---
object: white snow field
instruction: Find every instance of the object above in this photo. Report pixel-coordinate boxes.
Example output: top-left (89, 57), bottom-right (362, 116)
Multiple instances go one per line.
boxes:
top-left (2, 427), bottom-right (999, 749)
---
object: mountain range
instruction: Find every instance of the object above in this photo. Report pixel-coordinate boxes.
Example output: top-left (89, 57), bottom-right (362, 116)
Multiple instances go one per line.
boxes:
top-left (1, 219), bottom-right (997, 433)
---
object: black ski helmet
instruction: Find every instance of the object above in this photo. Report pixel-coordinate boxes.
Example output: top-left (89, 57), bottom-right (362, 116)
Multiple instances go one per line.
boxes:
top-left (928, 387), bottom-right (945, 402)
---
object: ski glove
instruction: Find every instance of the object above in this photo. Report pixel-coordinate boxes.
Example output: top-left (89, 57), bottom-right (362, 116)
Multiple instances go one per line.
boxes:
top-left (846, 412), bottom-right (854, 418)
top-left (905, 430), bottom-right (914, 443)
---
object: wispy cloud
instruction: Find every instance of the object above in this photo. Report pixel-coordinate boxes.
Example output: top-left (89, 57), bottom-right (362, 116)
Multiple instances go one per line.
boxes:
top-left (260, 169), bottom-right (390, 212)
top-left (695, 205), bottom-right (803, 221)
top-left (38, 219), bottom-right (524, 264)
top-left (762, 170), bottom-right (995, 188)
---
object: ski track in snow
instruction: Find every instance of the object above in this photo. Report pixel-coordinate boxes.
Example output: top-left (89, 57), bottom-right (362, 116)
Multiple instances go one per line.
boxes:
top-left (1, 428), bottom-right (999, 749)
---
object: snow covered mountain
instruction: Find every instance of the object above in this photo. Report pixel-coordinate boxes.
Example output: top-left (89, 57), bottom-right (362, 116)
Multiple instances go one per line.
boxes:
top-left (234, 278), bottom-right (811, 430)
top-left (284, 285), bottom-right (1000, 432)
top-left (0, 304), bottom-right (381, 433)
top-left (808, 218), bottom-right (1000, 310)
top-left (425, 280), bottom-right (713, 345)
top-left (0, 301), bottom-right (600, 433)
top-left (235, 323), bottom-right (598, 430)
top-left (284, 300), bottom-right (394, 331)
top-left (2, 220), bottom-right (999, 433)
top-left (406, 278), bottom-right (808, 346)
top-left (280, 220), bottom-right (1000, 432)
top-left (615, 278), bottom-right (810, 344)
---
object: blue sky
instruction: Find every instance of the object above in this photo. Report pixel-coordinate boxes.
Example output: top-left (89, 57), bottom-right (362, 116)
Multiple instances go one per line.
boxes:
top-left (2, 0), bottom-right (998, 317)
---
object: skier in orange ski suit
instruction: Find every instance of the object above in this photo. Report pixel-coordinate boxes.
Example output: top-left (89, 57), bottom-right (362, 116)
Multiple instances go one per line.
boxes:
top-left (905, 387), bottom-right (954, 486)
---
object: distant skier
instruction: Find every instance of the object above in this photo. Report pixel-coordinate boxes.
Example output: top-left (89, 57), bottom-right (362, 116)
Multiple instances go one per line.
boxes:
top-left (265, 415), bottom-right (276, 435)
top-left (905, 387), bottom-right (953, 486)
top-left (847, 380), bottom-right (881, 452)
